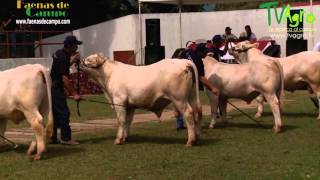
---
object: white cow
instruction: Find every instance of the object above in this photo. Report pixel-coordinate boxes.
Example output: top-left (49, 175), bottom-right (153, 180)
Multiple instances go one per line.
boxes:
top-left (0, 64), bottom-right (53, 160)
top-left (80, 53), bottom-right (202, 146)
top-left (230, 41), bottom-right (320, 119)
top-left (203, 55), bottom-right (284, 132)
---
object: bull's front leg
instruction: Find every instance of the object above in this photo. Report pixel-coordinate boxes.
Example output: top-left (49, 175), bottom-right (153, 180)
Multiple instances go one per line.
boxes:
top-left (124, 109), bottom-right (135, 139)
top-left (0, 119), bottom-right (7, 147)
top-left (114, 106), bottom-right (127, 145)
top-left (219, 99), bottom-right (228, 126)
top-left (255, 95), bottom-right (264, 118)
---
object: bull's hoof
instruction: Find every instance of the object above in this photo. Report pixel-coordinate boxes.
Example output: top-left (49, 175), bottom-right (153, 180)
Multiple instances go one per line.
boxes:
top-left (114, 138), bottom-right (125, 145)
top-left (185, 142), bottom-right (193, 147)
top-left (255, 113), bottom-right (262, 119)
top-left (27, 149), bottom-right (35, 156)
top-left (273, 126), bottom-right (281, 133)
top-left (32, 154), bottom-right (42, 161)
top-left (209, 124), bottom-right (216, 129)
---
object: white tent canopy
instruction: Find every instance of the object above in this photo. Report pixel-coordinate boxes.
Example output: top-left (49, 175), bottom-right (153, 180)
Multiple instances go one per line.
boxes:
top-left (138, 0), bottom-right (314, 63)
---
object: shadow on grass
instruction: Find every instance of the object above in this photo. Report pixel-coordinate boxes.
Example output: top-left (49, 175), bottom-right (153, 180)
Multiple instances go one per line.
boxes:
top-left (77, 136), bottom-right (114, 144)
top-left (228, 111), bottom-right (317, 119)
top-left (261, 112), bottom-right (317, 118)
top-left (2, 144), bottom-right (85, 160)
top-left (201, 121), bottom-right (298, 132)
top-left (123, 134), bottom-right (219, 146)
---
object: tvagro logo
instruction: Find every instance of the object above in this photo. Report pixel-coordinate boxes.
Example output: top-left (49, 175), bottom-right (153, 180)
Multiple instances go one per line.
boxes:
top-left (15, 0), bottom-right (71, 25)
top-left (259, 1), bottom-right (316, 39)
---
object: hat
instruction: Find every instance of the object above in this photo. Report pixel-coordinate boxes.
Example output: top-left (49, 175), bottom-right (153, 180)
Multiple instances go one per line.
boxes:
top-left (196, 43), bottom-right (208, 53)
top-left (63, 35), bottom-right (82, 46)
top-left (225, 27), bottom-right (232, 31)
top-left (212, 35), bottom-right (223, 43)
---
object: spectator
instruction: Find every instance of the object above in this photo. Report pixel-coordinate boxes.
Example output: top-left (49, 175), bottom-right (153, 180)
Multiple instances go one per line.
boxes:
top-left (238, 32), bottom-right (248, 42)
top-left (223, 27), bottom-right (237, 42)
top-left (245, 25), bottom-right (257, 42)
top-left (50, 35), bottom-right (82, 145)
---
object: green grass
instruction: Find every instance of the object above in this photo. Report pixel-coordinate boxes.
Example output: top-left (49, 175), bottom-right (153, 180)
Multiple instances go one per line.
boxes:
top-left (2, 91), bottom-right (320, 179)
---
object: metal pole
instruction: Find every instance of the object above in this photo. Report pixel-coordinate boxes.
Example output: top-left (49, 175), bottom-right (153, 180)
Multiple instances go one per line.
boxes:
top-left (310, 0), bottom-right (314, 50)
top-left (139, 2), bottom-right (143, 65)
top-left (179, 4), bottom-right (182, 48)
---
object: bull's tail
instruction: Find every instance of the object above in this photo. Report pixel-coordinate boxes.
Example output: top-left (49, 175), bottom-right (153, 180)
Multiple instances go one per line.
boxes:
top-left (39, 66), bottom-right (53, 143)
top-left (185, 61), bottom-right (202, 122)
top-left (273, 59), bottom-right (285, 110)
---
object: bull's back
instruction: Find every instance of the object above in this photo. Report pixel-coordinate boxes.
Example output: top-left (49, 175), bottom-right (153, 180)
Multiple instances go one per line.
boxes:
top-left (0, 64), bottom-right (48, 113)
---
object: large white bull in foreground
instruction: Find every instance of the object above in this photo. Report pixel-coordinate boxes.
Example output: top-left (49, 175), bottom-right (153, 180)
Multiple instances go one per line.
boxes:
top-left (81, 53), bottom-right (202, 146)
top-left (203, 55), bottom-right (284, 132)
top-left (230, 41), bottom-right (320, 119)
top-left (0, 64), bottom-right (53, 160)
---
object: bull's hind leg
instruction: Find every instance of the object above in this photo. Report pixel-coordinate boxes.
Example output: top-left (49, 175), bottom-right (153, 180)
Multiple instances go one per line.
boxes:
top-left (307, 85), bottom-right (320, 119)
top-left (314, 91), bottom-right (320, 120)
top-left (114, 106), bottom-right (127, 145)
top-left (175, 102), bottom-right (197, 147)
top-left (0, 120), bottom-right (7, 146)
top-left (24, 110), bottom-right (46, 160)
top-left (264, 94), bottom-right (282, 133)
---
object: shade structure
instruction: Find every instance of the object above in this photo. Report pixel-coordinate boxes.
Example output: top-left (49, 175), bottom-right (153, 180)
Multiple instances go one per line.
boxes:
top-left (137, 0), bottom-right (314, 64)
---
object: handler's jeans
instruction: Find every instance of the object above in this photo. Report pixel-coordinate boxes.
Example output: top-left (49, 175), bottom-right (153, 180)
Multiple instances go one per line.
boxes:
top-left (51, 87), bottom-right (71, 141)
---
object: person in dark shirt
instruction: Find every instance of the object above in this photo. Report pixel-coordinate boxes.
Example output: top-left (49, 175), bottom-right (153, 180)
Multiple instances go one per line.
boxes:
top-left (172, 43), bottom-right (219, 130)
top-left (210, 35), bottom-right (228, 61)
top-left (50, 35), bottom-right (82, 145)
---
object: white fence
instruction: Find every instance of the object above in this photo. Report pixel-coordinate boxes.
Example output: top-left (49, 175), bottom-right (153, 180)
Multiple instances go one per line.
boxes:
top-left (0, 58), bottom-right (53, 71)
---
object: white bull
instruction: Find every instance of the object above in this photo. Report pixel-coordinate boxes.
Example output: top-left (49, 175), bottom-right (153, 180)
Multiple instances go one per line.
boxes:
top-left (80, 53), bottom-right (202, 146)
top-left (203, 55), bottom-right (284, 132)
top-left (0, 64), bottom-right (53, 160)
top-left (230, 41), bottom-right (320, 119)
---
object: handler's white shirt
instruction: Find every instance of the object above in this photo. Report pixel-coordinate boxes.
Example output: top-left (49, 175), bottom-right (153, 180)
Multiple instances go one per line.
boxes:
top-left (313, 42), bottom-right (320, 52)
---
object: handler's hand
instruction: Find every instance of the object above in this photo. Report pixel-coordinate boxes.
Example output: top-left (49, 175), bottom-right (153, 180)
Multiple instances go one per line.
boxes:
top-left (73, 94), bottom-right (81, 101)
top-left (71, 52), bottom-right (80, 64)
top-left (211, 88), bottom-right (220, 96)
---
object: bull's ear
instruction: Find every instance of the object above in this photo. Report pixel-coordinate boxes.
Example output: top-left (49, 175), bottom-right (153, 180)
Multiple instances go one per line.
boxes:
top-left (97, 52), bottom-right (104, 58)
top-left (252, 42), bottom-right (259, 48)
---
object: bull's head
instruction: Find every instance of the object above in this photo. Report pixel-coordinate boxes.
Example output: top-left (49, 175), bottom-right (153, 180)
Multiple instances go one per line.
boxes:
top-left (228, 41), bottom-right (259, 63)
top-left (81, 53), bottom-right (106, 68)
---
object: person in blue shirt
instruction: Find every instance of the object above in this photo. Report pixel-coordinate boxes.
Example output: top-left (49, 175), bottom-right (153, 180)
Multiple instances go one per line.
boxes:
top-left (50, 35), bottom-right (82, 145)
top-left (173, 43), bottom-right (219, 130)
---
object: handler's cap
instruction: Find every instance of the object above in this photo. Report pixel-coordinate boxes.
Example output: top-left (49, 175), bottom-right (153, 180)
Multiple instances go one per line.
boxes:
top-left (63, 35), bottom-right (82, 46)
top-left (225, 27), bottom-right (232, 31)
top-left (212, 34), bottom-right (223, 43)
top-left (196, 43), bottom-right (208, 53)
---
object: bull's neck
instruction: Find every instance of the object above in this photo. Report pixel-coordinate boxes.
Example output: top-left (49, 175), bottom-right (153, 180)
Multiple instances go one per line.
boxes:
top-left (96, 62), bottom-right (113, 90)
top-left (246, 48), bottom-right (263, 61)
